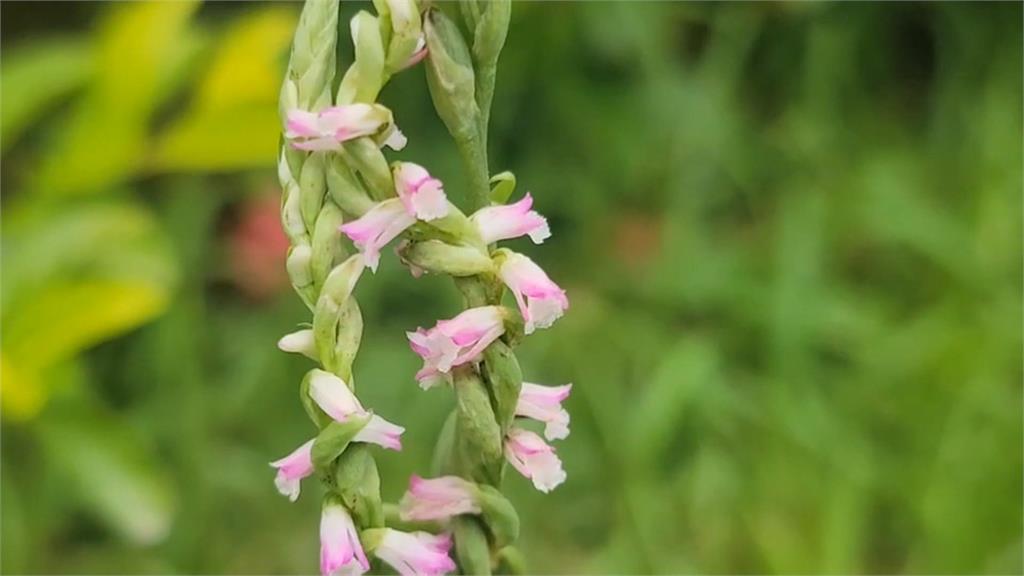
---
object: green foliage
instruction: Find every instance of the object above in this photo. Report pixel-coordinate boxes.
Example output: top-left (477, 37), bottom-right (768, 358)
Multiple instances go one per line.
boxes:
top-left (1, 2), bottom-right (1020, 575)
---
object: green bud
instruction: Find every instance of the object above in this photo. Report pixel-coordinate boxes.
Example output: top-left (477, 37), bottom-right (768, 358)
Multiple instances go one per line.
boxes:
top-left (458, 0), bottom-right (481, 34)
top-left (431, 410), bottom-right (458, 476)
top-left (454, 367), bottom-right (503, 485)
top-left (482, 340), bottom-right (521, 432)
top-left (495, 546), bottom-right (526, 575)
top-left (333, 445), bottom-right (385, 528)
top-left (343, 137), bottom-right (395, 200)
top-left (287, 244), bottom-right (316, 309)
top-left (398, 240), bottom-right (493, 277)
top-left (333, 299), bottom-right (364, 382)
top-left (311, 413), bottom-right (370, 472)
top-left (281, 182), bottom-right (308, 245)
top-left (337, 11), bottom-right (387, 104)
top-left (279, 78), bottom-right (299, 118)
top-left (472, 0), bottom-right (509, 70)
top-left (378, 0), bottom-right (424, 74)
top-left (299, 152), bottom-right (327, 233)
top-left (311, 202), bottom-right (347, 289)
top-left (476, 485), bottom-right (520, 548)
top-left (327, 156), bottom-right (376, 217)
top-left (314, 255), bottom-right (366, 377)
top-left (278, 328), bottom-right (319, 361)
top-left (489, 171), bottom-right (516, 205)
top-left (424, 9), bottom-right (479, 143)
top-left (453, 516), bottom-right (492, 575)
top-left (282, 0), bottom-right (339, 111)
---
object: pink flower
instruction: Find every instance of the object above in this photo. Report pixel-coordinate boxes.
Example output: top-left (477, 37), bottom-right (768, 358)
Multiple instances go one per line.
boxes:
top-left (320, 503), bottom-right (370, 576)
top-left (340, 163), bottom-right (449, 272)
top-left (310, 369), bottom-right (405, 451)
top-left (399, 475), bottom-right (480, 521)
top-left (504, 427), bottom-right (566, 493)
top-left (395, 163), bottom-right (449, 221)
top-left (516, 382), bottom-right (572, 441)
top-left (470, 193), bottom-right (550, 245)
top-left (373, 529), bottom-right (456, 576)
top-left (285, 104), bottom-right (404, 152)
top-left (496, 252), bottom-right (568, 334)
top-left (269, 439), bottom-right (315, 501)
top-left (407, 306), bottom-right (506, 384)
top-left (340, 200), bottom-right (415, 272)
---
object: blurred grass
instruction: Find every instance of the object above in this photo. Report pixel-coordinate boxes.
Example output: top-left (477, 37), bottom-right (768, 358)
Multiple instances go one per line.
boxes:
top-left (1, 2), bottom-right (1021, 574)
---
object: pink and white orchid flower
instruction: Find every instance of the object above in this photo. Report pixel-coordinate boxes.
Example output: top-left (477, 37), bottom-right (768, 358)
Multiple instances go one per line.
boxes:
top-left (497, 251), bottom-right (569, 334)
top-left (320, 503), bottom-right (370, 576)
top-left (373, 529), bottom-right (456, 576)
top-left (399, 475), bottom-right (480, 522)
top-left (340, 163), bottom-right (449, 272)
top-left (470, 193), bottom-right (550, 245)
top-left (269, 439), bottom-right (315, 502)
top-left (407, 306), bottom-right (506, 386)
top-left (285, 104), bottom-right (405, 152)
top-left (339, 200), bottom-right (414, 272)
top-left (395, 162), bottom-right (449, 221)
top-left (309, 369), bottom-right (405, 451)
top-left (516, 382), bottom-right (572, 441)
top-left (505, 427), bottom-right (566, 493)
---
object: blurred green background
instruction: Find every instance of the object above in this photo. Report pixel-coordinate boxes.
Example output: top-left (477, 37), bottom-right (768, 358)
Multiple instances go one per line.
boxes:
top-left (2, 1), bottom-right (1021, 574)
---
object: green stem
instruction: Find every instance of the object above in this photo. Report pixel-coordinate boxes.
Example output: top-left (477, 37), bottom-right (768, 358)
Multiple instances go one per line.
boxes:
top-left (476, 64), bottom-right (496, 157)
top-left (455, 133), bottom-right (491, 212)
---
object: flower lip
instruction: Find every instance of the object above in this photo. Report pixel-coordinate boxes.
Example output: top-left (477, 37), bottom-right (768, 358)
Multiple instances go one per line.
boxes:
top-left (471, 193), bottom-right (551, 245)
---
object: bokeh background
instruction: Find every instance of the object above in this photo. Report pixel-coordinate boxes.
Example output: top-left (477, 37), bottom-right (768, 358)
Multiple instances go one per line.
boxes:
top-left (2, 1), bottom-right (1022, 574)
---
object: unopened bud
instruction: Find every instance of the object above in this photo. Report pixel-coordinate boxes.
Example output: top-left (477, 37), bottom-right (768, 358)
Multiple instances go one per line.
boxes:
top-left (286, 244), bottom-right (315, 308)
top-left (379, 0), bottom-right (424, 74)
top-left (453, 368), bottom-right (503, 485)
top-left (299, 152), bottom-right (327, 232)
top-left (313, 255), bottom-right (366, 376)
top-left (337, 11), bottom-right (386, 104)
top-left (471, 0), bottom-right (509, 69)
top-left (398, 240), bottom-right (493, 277)
top-left (482, 340), bottom-right (521, 432)
top-left (278, 328), bottom-right (318, 360)
top-left (311, 202), bottom-right (347, 288)
top-left (423, 9), bottom-right (479, 143)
